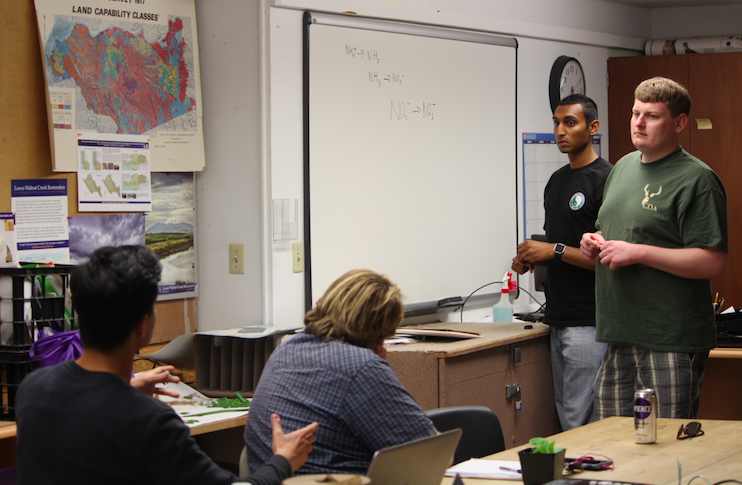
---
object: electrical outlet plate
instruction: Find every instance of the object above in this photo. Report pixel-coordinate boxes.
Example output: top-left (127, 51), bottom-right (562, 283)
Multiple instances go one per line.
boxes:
top-left (292, 241), bottom-right (304, 273)
top-left (229, 244), bottom-right (245, 274)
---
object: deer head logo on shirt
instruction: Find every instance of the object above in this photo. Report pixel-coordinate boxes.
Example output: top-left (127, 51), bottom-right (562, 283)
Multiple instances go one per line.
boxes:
top-left (642, 184), bottom-right (662, 212)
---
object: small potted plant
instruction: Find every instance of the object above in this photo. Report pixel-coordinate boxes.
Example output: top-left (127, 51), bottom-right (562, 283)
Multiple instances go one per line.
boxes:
top-left (518, 437), bottom-right (566, 485)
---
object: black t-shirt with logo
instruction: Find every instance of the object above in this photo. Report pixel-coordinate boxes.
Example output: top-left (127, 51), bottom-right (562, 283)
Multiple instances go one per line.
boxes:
top-left (543, 157), bottom-right (612, 327)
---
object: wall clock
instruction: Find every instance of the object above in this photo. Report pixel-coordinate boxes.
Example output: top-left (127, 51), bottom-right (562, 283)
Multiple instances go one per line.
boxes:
top-left (549, 56), bottom-right (586, 113)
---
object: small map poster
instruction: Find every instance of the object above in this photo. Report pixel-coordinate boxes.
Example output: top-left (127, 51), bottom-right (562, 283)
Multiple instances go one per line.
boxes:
top-left (34, 0), bottom-right (205, 173)
top-left (77, 133), bottom-right (152, 212)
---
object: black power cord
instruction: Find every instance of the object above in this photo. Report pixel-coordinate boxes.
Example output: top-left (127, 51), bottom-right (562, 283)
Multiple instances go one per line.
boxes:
top-left (453, 281), bottom-right (545, 323)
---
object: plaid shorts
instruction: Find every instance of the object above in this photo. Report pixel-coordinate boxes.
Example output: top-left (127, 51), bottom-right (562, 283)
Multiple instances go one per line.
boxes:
top-left (593, 344), bottom-right (709, 420)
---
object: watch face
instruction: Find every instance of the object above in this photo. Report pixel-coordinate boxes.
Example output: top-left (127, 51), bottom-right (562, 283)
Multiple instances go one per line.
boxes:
top-left (560, 59), bottom-right (585, 98)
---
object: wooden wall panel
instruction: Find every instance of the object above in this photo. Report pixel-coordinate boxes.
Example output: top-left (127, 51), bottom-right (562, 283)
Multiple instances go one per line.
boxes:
top-left (607, 55), bottom-right (690, 164)
top-left (688, 53), bottom-right (742, 310)
top-left (0, 0), bottom-right (195, 343)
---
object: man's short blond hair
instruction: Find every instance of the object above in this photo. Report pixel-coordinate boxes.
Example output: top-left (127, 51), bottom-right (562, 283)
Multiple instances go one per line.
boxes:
top-left (304, 269), bottom-right (404, 348)
top-left (634, 77), bottom-right (691, 117)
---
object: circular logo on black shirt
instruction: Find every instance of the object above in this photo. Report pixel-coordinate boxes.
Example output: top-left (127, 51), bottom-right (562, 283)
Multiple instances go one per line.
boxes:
top-left (569, 192), bottom-right (585, 211)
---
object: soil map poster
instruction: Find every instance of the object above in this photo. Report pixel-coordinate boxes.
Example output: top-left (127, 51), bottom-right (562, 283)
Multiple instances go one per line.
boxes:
top-left (34, 0), bottom-right (205, 172)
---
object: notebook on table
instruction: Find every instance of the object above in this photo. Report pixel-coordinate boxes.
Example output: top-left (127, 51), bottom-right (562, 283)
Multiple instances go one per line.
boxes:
top-left (366, 428), bottom-right (462, 485)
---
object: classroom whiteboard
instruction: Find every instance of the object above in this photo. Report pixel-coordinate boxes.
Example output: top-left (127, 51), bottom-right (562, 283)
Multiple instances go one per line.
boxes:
top-left (304, 12), bottom-right (518, 313)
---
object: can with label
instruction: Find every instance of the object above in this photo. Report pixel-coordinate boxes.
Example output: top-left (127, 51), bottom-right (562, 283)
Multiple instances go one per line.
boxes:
top-left (634, 388), bottom-right (657, 443)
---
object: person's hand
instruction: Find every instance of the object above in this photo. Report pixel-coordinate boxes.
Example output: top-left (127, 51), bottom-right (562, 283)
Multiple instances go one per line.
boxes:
top-left (597, 240), bottom-right (640, 270)
top-left (511, 255), bottom-right (532, 275)
top-left (130, 365), bottom-right (181, 397)
top-left (271, 414), bottom-right (319, 472)
top-left (516, 240), bottom-right (554, 264)
top-left (580, 232), bottom-right (605, 260)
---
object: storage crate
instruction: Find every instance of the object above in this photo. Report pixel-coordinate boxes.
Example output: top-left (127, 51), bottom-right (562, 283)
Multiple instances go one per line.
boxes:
top-left (193, 331), bottom-right (293, 398)
top-left (0, 265), bottom-right (74, 420)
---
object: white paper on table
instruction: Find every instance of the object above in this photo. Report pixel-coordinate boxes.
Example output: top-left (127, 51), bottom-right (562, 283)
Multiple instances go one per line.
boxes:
top-left (137, 373), bottom-right (249, 428)
top-left (445, 459), bottom-right (523, 480)
top-left (197, 325), bottom-right (301, 339)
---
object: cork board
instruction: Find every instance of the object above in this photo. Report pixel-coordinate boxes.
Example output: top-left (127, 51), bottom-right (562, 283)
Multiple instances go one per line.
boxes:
top-left (0, 0), bottom-right (196, 343)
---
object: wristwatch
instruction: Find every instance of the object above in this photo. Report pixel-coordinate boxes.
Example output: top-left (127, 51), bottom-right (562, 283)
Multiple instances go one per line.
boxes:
top-left (554, 243), bottom-right (566, 261)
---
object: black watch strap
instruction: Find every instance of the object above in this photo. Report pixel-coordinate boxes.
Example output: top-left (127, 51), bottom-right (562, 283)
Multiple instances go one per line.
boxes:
top-left (554, 243), bottom-right (566, 260)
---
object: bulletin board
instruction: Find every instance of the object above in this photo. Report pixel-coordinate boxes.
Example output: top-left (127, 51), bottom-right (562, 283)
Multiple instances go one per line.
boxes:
top-left (0, 0), bottom-right (195, 343)
top-left (304, 12), bottom-right (518, 313)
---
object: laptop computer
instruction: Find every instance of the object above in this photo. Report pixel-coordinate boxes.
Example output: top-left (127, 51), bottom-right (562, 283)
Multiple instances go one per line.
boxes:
top-left (366, 428), bottom-right (462, 485)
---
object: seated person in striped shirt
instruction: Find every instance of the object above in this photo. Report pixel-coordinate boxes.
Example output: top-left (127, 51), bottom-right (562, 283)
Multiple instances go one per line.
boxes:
top-left (244, 269), bottom-right (436, 475)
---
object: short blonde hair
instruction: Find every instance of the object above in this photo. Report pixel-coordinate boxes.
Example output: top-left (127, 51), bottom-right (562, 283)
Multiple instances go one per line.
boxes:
top-left (634, 77), bottom-right (691, 117)
top-left (304, 269), bottom-right (404, 348)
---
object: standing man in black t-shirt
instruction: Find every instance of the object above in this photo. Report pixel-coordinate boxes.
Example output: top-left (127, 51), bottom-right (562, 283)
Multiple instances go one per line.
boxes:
top-left (512, 94), bottom-right (612, 430)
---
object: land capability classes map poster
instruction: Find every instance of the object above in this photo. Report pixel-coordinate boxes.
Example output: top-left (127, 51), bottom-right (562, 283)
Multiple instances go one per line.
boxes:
top-left (34, 0), bottom-right (205, 172)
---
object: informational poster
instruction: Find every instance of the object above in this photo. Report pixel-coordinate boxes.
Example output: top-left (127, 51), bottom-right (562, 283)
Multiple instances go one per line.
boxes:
top-left (146, 172), bottom-right (197, 300)
top-left (34, 0), bottom-right (205, 172)
top-left (77, 133), bottom-right (152, 212)
top-left (10, 179), bottom-right (70, 263)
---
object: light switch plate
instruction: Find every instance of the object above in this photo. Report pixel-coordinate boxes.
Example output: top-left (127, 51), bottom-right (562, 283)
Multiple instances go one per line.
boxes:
top-left (229, 244), bottom-right (245, 274)
top-left (292, 241), bottom-right (304, 273)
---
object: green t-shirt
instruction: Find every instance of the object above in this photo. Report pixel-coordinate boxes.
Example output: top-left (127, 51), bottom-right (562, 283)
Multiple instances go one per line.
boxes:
top-left (595, 148), bottom-right (727, 352)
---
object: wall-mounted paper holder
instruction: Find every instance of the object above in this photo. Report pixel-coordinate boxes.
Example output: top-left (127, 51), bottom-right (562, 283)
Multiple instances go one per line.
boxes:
top-left (272, 199), bottom-right (298, 241)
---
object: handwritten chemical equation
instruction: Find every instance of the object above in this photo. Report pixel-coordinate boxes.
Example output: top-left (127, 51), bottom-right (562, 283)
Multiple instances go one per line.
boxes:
top-left (345, 45), bottom-right (380, 63)
top-left (390, 100), bottom-right (436, 121)
top-left (369, 71), bottom-right (404, 88)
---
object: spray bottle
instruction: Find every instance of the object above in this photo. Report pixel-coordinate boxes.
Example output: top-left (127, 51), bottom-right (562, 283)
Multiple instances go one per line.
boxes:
top-left (492, 272), bottom-right (514, 323)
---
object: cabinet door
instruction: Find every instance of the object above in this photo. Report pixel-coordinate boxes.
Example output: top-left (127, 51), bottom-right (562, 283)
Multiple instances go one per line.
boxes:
top-left (607, 56), bottom-right (689, 164)
top-left (510, 336), bottom-right (561, 446)
top-left (386, 351), bottom-right (440, 410)
top-left (440, 347), bottom-right (512, 443)
top-left (687, 53), bottom-right (742, 310)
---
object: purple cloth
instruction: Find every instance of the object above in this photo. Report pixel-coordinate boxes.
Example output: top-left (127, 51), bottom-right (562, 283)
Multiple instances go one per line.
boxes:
top-left (29, 330), bottom-right (83, 367)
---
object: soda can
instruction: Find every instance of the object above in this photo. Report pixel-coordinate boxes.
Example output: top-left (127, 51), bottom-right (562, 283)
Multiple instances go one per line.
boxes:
top-left (634, 388), bottom-right (657, 443)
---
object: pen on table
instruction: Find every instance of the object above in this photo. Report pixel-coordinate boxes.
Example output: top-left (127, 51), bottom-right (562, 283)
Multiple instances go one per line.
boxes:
top-left (500, 466), bottom-right (522, 474)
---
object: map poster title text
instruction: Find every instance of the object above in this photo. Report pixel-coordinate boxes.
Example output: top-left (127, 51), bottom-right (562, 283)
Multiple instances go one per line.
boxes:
top-left (72, 4), bottom-right (159, 21)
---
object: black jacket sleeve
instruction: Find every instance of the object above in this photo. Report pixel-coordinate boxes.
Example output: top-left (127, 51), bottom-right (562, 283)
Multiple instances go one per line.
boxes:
top-left (241, 455), bottom-right (292, 485)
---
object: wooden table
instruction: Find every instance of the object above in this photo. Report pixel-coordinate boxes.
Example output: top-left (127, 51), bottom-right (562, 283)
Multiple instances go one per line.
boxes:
top-left (0, 422), bottom-right (17, 469)
top-left (440, 417), bottom-right (742, 485)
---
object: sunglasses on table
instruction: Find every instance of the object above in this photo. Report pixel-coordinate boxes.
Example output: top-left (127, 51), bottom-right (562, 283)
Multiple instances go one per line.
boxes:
top-left (677, 422), bottom-right (705, 440)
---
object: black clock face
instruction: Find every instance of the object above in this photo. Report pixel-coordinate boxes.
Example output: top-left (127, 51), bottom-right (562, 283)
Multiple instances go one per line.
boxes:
top-left (549, 56), bottom-right (586, 113)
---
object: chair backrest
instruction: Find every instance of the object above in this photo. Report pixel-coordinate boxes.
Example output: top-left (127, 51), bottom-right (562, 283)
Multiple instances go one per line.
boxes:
top-left (425, 405), bottom-right (505, 465)
top-left (137, 332), bottom-right (196, 370)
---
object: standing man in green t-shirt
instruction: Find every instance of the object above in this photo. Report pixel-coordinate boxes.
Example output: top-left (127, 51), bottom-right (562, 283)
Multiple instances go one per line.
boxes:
top-left (580, 77), bottom-right (728, 419)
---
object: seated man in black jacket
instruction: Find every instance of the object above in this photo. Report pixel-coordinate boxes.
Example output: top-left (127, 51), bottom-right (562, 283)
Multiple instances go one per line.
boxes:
top-left (16, 245), bottom-right (318, 485)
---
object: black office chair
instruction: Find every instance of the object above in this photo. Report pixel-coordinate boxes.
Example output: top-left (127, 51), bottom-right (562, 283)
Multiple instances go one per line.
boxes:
top-left (425, 405), bottom-right (505, 465)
